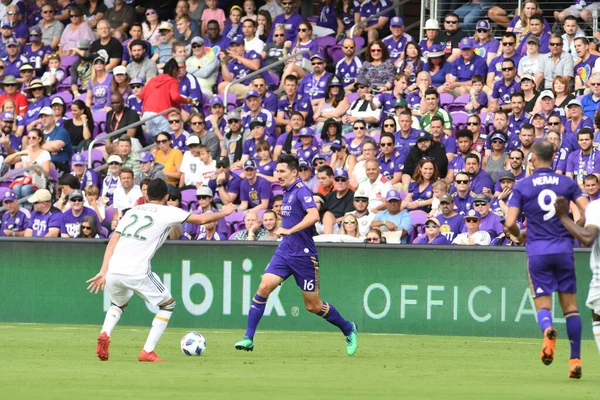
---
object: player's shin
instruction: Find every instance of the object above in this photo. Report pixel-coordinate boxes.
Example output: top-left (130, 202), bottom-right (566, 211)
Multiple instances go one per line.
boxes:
top-left (565, 310), bottom-right (582, 359)
top-left (316, 301), bottom-right (353, 336)
top-left (143, 301), bottom-right (175, 353)
top-left (537, 308), bottom-right (553, 333)
top-left (245, 294), bottom-right (267, 339)
top-left (101, 304), bottom-right (125, 336)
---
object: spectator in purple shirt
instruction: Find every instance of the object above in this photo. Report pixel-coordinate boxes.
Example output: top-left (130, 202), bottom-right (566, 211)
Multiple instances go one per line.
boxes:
top-left (488, 59), bottom-right (520, 113)
top-left (435, 193), bottom-right (466, 241)
top-left (412, 216), bottom-right (451, 244)
top-left (584, 174), bottom-right (600, 201)
top-left (267, 0), bottom-right (303, 43)
top-left (60, 189), bottom-right (99, 238)
top-left (465, 153), bottom-right (494, 195)
top-left (516, 14), bottom-right (550, 55)
top-left (24, 188), bottom-right (63, 237)
top-left (217, 35), bottom-right (261, 100)
top-left (0, 189), bottom-right (30, 236)
top-left (444, 37), bottom-right (488, 96)
top-left (566, 128), bottom-right (600, 186)
top-left (358, 0), bottom-right (393, 43)
top-left (238, 159), bottom-right (273, 211)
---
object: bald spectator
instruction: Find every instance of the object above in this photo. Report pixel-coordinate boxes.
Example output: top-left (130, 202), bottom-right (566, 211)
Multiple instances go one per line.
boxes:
top-left (233, 209), bottom-right (268, 240)
top-left (89, 20), bottom-right (123, 71)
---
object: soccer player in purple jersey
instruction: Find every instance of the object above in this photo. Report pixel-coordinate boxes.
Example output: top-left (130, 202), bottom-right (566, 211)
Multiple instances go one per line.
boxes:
top-left (235, 154), bottom-right (358, 355)
top-left (505, 139), bottom-right (588, 379)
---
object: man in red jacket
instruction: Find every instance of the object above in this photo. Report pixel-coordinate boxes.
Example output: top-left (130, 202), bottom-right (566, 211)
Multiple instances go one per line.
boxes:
top-left (140, 58), bottom-right (194, 143)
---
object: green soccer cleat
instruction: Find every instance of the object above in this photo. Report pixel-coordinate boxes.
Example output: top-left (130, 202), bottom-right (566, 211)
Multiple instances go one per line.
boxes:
top-left (235, 336), bottom-right (254, 352)
top-left (345, 322), bottom-right (358, 356)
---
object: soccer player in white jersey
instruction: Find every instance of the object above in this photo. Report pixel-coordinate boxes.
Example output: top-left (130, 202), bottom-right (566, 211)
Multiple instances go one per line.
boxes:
top-left (86, 179), bottom-right (236, 362)
top-left (556, 197), bottom-right (600, 356)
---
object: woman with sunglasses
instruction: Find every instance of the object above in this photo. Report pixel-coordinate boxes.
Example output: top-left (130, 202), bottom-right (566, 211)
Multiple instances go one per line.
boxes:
top-left (381, 116), bottom-right (398, 136)
top-left (357, 41), bottom-right (395, 93)
top-left (473, 20), bottom-right (499, 65)
top-left (465, 114), bottom-right (486, 157)
top-left (330, 138), bottom-right (356, 176)
top-left (77, 215), bottom-right (102, 238)
top-left (401, 158), bottom-right (439, 213)
top-left (412, 217), bottom-right (450, 244)
top-left (64, 99), bottom-right (94, 151)
top-left (320, 118), bottom-right (343, 160)
top-left (425, 45), bottom-right (451, 89)
top-left (365, 228), bottom-right (383, 244)
top-left (261, 25), bottom-right (286, 78)
top-left (280, 20), bottom-right (318, 83)
top-left (186, 37), bottom-right (219, 97)
top-left (57, 5), bottom-right (94, 57)
top-left (143, 8), bottom-right (161, 45)
top-left (154, 131), bottom-right (183, 187)
top-left (313, 76), bottom-right (349, 125)
top-left (348, 119), bottom-right (368, 157)
top-left (483, 132), bottom-right (508, 180)
top-left (79, 0), bottom-right (107, 29)
top-left (24, 79), bottom-right (51, 132)
top-left (552, 76), bottom-right (574, 110)
top-left (520, 74), bottom-right (539, 113)
top-left (5, 128), bottom-right (51, 199)
top-left (85, 54), bottom-right (112, 111)
top-left (339, 213), bottom-right (360, 238)
top-left (396, 42), bottom-right (427, 86)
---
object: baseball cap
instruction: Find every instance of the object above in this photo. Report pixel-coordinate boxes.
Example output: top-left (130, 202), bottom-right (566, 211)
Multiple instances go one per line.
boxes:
top-left (394, 98), bottom-right (408, 108)
top-left (186, 135), bottom-right (200, 146)
top-left (227, 111), bottom-right (241, 122)
top-left (473, 193), bottom-right (490, 204)
top-left (540, 90), bottom-right (554, 100)
top-left (1, 20), bottom-right (13, 29)
top-left (426, 44), bottom-right (445, 58)
top-left (417, 131), bottom-right (433, 142)
top-left (310, 53), bottom-right (325, 61)
top-left (139, 151), bottom-right (155, 163)
top-left (498, 171), bottom-right (516, 182)
top-left (299, 127), bottom-right (314, 137)
top-left (1, 111), bottom-right (13, 121)
top-left (71, 153), bottom-right (85, 165)
top-left (249, 118), bottom-right (266, 130)
top-left (567, 99), bottom-right (582, 108)
top-left (113, 65), bottom-right (127, 76)
top-left (333, 169), bottom-right (349, 180)
top-left (464, 209), bottom-right (481, 219)
top-left (386, 189), bottom-right (401, 201)
top-left (312, 153), bottom-right (328, 165)
top-left (196, 185), bottom-right (213, 197)
top-left (476, 20), bottom-right (491, 30)
top-left (330, 138), bottom-right (346, 150)
top-left (2, 190), bottom-right (16, 202)
top-left (28, 188), bottom-right (52, 203)
top-left (68, 189), bottom-right (84, 200)
top-left (29, 26), bottom-right (42, 38)
top-left (245, 90), bottom-right (260, 99)
top-left (5, 37), bottom-right (17, 47)
top-left (520, 74), bottom-right (535, 82)
top-left (329, 76), bottom-right (343, 87)
top-left (439, 194), bottom-right (453, 204)
top-left (191, 36), bottom-right (204, 46)
top-left (158, 21), bottom-right (173, 31)
top-left (356, 76), bottom-right (370, 87)
top-left (229, 35), bottom-right (244, 46)
top-left (390, 16), bottom-right (404, 27)
top-left (423, 19), bottom-right (440, 30)
top-left (77, 38), bottom-right (91, 49)
top-left (459, 37), bottom-right (474, 49)
top-left (93, 54), bottom-right (108, 64)
top-left (298, 159), bottom-right (311, 169)
top-left (526, 35), bottom-right (540, 45)
top-left (19, 63), bottom-right (34, 72)
top-left (107, 155), bottom-right (123, 164)
top-left (210, 95), bottom-right (224, 107)
top-left (490, 132), bottom-right (507, 142)
top-left (51, 96), bottom-right (65, 106)
top-left (38, 107), bottom-right (54, 116)
top-left (129, 77), bottom-right (144, 86)
top-left (425, 217), bottom-right (440, 226)
top-left (354, 188), bottom-right (369, 199)
top-left (243, 159), bottom-right (257, 170)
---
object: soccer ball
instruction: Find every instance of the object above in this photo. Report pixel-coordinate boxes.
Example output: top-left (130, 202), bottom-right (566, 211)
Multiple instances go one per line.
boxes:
top-left (181, 332), bottom-right (206, 356)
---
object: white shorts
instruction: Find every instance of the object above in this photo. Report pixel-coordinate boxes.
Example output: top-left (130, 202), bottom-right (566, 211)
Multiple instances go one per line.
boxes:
top-left (586, 282), bottom-right (600, 314)
top-left (106, 272), bottom-right (172, 307)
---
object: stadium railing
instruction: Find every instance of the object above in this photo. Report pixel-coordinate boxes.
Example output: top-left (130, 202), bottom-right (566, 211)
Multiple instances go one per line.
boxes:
top-left (222, 49), bottom-right (312, 110)
top-left (0, 165), bottom-right (50, 212)
top-left (86, 107), bottom-right (180, 169)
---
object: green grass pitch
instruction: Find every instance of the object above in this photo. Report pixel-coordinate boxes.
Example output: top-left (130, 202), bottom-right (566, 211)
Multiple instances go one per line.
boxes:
top-left (1, 324), bottom-right (600, 399)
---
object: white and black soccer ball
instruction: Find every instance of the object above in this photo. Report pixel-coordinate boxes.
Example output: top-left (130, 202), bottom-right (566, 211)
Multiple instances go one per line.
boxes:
top-left (181, 332), bottom-right (206, 356)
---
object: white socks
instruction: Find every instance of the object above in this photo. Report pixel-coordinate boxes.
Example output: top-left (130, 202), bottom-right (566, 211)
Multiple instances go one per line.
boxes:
top-left (593, 321), bottom-right (600, 354)
top-left (143, 310), bottom-right (172, 352)
top-left (100, 306), bottom-right (123, 336)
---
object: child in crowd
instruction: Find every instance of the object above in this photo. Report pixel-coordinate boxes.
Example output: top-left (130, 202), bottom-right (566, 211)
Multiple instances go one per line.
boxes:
top-left (464, 74), bottom-right (488, 114)
top-left (202, 0), bottom-right (227, 35)
top-left (428, 179), bottom-right (449, 218)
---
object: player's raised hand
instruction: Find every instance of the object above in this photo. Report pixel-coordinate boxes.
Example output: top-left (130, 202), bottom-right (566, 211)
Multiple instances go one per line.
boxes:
top-left (221, 203), bottom-right (237, 216)
top-left (86, 272), bottom-right (106, 294)
top-left (554, 196), bottom-right (570, 218)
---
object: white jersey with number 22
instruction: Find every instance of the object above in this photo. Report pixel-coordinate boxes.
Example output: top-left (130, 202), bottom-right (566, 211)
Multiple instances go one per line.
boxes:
top-left (108, 204), bottom-right (191, 276)
top-left (585, 199), bottom-right (600, 286)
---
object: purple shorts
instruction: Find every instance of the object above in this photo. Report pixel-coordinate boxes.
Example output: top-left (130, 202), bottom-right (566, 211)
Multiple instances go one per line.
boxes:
top-left (527, 253), bottom-right (577, 297)
top-left (265, 253), bottom-right (320, 292)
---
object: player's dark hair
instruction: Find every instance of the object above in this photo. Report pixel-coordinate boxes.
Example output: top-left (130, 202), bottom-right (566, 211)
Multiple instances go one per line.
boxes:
top-left (147, 178), bottom-right (169, 201)
top-left (277, 154), bottom-right (300, 172)
top-left (317, 165), bottom-right (334, 176)
top-left (584, 174), bottom-right (599, 183)
top-left (455, 129), bottom-right (473, 141)
top-left (578, 127), bottom-right (594, 139)
top-left (532, 139), bottom-right (555, 163)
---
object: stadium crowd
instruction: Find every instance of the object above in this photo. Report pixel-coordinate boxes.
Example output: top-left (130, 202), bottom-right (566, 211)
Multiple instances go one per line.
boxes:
top-left (0, 0), bottom-right (597, 244)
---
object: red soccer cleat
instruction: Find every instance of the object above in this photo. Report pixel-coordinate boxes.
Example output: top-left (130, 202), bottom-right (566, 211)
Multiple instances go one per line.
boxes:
top-left (138, 350), bottom-right (164, 362)
top-left (97, 332), bottom-right (110, 361)
top-left (540, 327), bottom-right (557, 365)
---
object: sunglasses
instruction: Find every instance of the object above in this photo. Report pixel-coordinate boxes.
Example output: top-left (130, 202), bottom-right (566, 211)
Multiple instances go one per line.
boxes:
top-left (591, 83), bottom-right (600, 86)
top-left (298, 28), bottom-right (308, 32)
top-left (131, 85), bottom-right (143, 89)
top-left (501, 67), bottom-right (514, 71)
top-left (548, 122), bottom-right (561, 126)
top-left (383, 124), bottom-right (395, 128)
top-left (168, 196), bottom-right (180, 201)
top-left (354, 198), bottom-right (368, 203)
top-left (343, 46), bottom-right (354, 49)
top-left (353, 126), bottom-right (365, 130)
top-left (70, 198), bottom-right (84, 203)
top-left (334, 178), bottom-right (348, 182)
top-left (81, 225), bottom-right (92, 230)
top-left (549, 42), bottom-right (562, 46)
top-left (108, 162), bottom-right (121, 166)
top-left (366, 237), bottom-right (379, 242)
top-left (466, 122), bottom-right (479, 126)
top-left (502, 42), bottom-right (515, 47)
top-left (192, 44), bottom-right (204, 48)
top-left (491, 140), bottom-right (505, 144)
top-left (465, 218), bottom-right (479, 223)
top-left (476, 29), bottom-right (488, 33)
top-left (313, 160), bottom-right (325, 166)
top-left (370, 48), bottom-right (382, 53)
top-left (228, 119), bottom-right (240, 123)
top-left (299, 167), bottom-right (310, 171)
top-left (146, 11), bottom-right (157, 15)
top-left (42, 10), bottom-right (54, 14)
top-left (196, 195), bottom-right (211, 200)
top-left (282, 1), bottom-right (293, 5)
top-left (274, 34), bottom-right (285, 38)
top-left (424, 224), bottom-right (439, 228)
top-left (216, 163), bottom-right (228, 168)
top-left (0, 67), bottom-right (5, 70)
top-left (32, 87), bottom-right (44, 91)
top-left (445, 20), bottom-right (458, 24)
top-left (168, 119), bottom-right (181, 124)
top-left (380, 142), bottom-right (394, 147)
top-left (473, 202), bottom-right (487, 207)
top-left (156, 139), bottom-right (169, 144)
top-left (455, 180), bottom-right (469, 184)
top-left (343, 220), bottom-right (356, 224)
top-left (192, 121), bottom-right (205, 125)
top-left (311, 62), bottom-right (324, 66)
top-left (93, 60), bottom-right (105, 65)
top-left (3, 83), bottom-right (16, 87)
top-left (7, 11), bottom-right (16, 15)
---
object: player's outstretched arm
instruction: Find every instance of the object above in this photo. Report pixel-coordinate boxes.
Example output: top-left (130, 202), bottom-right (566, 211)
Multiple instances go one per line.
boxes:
top-left (188, 203), bottom-right (237, 226)
top-left (86, 232), bottom-right (121, 294)
top-left (276, 207), bottom-right (319, 237)
top-left (556, 197), bottom-right (599, 247)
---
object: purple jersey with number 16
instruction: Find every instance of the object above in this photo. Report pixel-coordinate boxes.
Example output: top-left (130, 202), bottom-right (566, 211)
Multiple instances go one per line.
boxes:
top-left (508, 167), bottom-right (584, 256)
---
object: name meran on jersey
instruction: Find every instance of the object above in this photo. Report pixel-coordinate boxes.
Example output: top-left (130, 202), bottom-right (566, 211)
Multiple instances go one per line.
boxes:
top-left (532, 176), bottom-right (559, 186)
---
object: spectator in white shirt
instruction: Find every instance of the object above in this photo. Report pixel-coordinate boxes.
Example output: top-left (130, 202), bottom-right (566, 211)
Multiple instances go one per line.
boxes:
top-left (452, 209), bottom-right (491, 245)
top-left (110, 168), bottom-right (143, 231)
